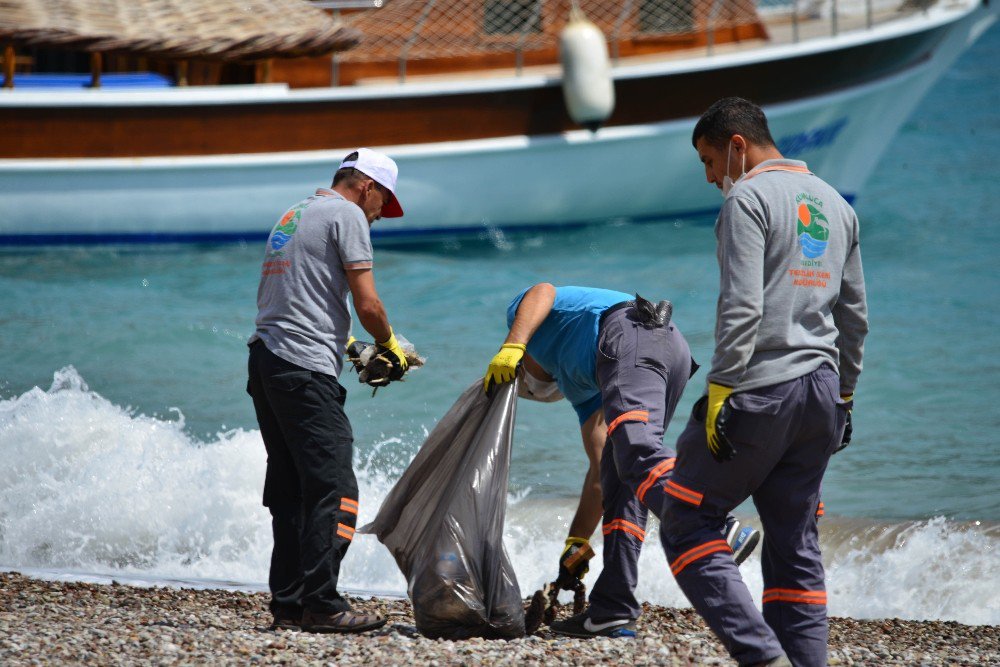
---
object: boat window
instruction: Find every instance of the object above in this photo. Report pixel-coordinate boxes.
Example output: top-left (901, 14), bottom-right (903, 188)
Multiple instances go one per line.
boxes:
top-left (639, 0), bottom-right (695, 33)
top-left (483, 0), bottom-right (543, 35)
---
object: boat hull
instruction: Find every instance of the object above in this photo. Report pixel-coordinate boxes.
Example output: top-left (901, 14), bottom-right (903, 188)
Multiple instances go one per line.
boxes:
top-left (0, 1), bottom-right (994, 245)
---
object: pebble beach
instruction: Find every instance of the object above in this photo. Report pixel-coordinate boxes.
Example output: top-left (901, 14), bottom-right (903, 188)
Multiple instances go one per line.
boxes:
top-left (2, 572), bottom-right (996, 666)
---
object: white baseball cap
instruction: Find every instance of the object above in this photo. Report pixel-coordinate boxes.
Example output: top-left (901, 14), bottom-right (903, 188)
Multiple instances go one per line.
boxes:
top-left (339, 148), bottom-right (404, 218)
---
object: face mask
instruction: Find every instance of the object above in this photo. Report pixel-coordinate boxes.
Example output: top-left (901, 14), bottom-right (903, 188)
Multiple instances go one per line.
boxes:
top-left (519, 371), bottom-right (564, 403)
top-left (721, 141), bottom-right (746, 198)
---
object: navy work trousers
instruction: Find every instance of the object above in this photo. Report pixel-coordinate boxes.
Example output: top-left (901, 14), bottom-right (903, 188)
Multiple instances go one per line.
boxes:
top-left (247, 340), bottom-right (359, 615)
top-left (660, 365), bottom-right (848, 666)
top-left (586, 305), bottom-right (694, 621)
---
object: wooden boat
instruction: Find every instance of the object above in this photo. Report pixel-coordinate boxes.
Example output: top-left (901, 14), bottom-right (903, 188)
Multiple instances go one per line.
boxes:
top-left (0, 0), bottom-right (995, 244)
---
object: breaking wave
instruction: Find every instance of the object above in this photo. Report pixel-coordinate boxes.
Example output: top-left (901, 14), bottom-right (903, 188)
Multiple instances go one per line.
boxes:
top-left (1, 368), bottom-right (996, 625)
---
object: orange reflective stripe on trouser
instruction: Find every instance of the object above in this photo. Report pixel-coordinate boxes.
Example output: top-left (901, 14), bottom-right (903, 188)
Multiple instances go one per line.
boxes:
top-left (763, 588), bottom-right (827, 605)
top-left (816, 501), bottom-right (825, 518)
top-left (607, 409), bottom-right (649, 437)
top-left (336, 523), bottom-right (355, 541)
top-left (603, 518), bottom-right (646, 541)
top-left (340, 497), bottom-right (359, 515)
top-left (664, 479), bottom-right (703, 506)
top-left (670, 539), bottom-right (731, 576)
top-left (637, 457), bottom-right (675, 503)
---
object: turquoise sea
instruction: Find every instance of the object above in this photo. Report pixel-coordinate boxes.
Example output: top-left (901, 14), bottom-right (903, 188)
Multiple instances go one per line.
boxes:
top-left (1, 23), bottom-right (997, 625)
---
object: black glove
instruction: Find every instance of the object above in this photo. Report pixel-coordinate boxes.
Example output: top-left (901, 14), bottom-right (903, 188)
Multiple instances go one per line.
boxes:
top-left (374, 329), bottom-right (408, 382)
top-left (835, 398), bottom-right (854, 454)
top-left (555, 537), bottom-right (592, 588)
top-left (699, 388), bottom-right (737, 463)
top-left (711, 401), bottom-right (738, 463)
top-left (345, 337), bottom-right (405, 388)
top-left (634, 293), bottom-right (672, 328)
top-left (374, 343), bottom-right (407, 382)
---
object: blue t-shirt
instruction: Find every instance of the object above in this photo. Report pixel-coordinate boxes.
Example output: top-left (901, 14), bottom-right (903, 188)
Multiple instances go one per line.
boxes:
top-left (507, 286), bottom-right (630, 424)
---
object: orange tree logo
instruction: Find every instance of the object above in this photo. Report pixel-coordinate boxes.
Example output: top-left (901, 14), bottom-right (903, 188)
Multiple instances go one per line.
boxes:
top-left (796, 199), bottom-right (829, 259)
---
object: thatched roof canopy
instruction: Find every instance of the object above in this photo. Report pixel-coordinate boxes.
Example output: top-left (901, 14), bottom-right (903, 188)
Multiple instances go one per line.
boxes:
top-left (0, 0), bottom-right (361, 60)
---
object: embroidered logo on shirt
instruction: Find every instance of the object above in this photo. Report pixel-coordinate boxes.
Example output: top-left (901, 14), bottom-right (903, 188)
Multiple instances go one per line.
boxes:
top-left (796, 195), bottom-right (829, 259)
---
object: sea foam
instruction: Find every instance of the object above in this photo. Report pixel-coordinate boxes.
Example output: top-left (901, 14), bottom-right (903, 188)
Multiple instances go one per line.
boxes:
top-left (1, 368), bottom-right (996, 626)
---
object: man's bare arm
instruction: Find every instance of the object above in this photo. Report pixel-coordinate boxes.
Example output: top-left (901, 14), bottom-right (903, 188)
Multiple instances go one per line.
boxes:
top-left (506, 283), bottom-right (556, 345)
top-left (346, 268), bottom-right (392, 342)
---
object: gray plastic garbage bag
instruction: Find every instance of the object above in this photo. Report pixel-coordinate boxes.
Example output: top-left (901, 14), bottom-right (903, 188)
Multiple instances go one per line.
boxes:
top-left (359, 379), bottom-right (525, 639)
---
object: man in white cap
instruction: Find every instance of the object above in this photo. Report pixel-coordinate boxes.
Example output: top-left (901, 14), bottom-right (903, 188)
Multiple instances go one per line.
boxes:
top-left (247, 148), bottom-right (410, 633)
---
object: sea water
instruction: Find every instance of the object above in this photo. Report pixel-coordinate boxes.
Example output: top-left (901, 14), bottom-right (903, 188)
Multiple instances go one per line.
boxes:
top-left (1, 24), bottom-right (998, 627)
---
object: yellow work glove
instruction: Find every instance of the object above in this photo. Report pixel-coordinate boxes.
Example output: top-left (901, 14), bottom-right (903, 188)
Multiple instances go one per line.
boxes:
top-left (376, 329), bottom-right (408, 380)
top-left (484, 343), bottom-right (525, 394)
top-left (836, 393), bottom-right (854, 454)
top-left (556, 537), bottom-right (592, 587)
top-left (706, 382), bottom-right (736, 462)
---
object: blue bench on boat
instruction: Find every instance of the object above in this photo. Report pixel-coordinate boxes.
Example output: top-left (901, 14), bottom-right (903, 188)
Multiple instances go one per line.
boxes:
top-left (0, 72), bottom-right (174, 88)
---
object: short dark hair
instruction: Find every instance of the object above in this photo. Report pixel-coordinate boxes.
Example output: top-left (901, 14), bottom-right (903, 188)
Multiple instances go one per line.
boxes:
top-left (692, 97), bottom-right (776, 150)
top-left (332, 151), bottom-right (369, 187)
top-left (333, 167), bottom-right (365, 187)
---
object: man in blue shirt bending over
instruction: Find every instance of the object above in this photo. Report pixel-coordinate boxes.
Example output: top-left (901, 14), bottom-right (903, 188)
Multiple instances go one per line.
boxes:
top-left (484, 284), bottom-right (759, 638)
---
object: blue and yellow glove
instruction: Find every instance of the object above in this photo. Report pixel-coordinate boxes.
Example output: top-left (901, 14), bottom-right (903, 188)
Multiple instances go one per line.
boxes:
top-left (556, 537), bottom-right (592, 587)
top-left (835, 393), bottom-right (854, 453)
top-left (376, 329), bottom-right (408, 381)
top-left (706, 382), bottom-right (737, 463)
top-left (484, 343), bottom-right (525, 394)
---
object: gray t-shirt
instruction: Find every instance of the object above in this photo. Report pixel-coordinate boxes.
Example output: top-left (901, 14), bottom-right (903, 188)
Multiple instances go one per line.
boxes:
top-left (709, 159), bottom-right (868, 394)
top-left (249, 188), bottom-right (373, 377)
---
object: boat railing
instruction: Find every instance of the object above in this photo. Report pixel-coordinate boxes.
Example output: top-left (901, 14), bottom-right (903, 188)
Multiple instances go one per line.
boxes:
top-left (516, 0), bottom-right (548, 74)
top-left (329, 0), bottom-right (940, 84)
top-left (398, 0), bottom-right (438, 81)
top-left (764, 0), bottom-right (932, 45)
top-left (706, 0), bottom-right (727, 54)
top-left (609, 0), bottom-right (636, 60)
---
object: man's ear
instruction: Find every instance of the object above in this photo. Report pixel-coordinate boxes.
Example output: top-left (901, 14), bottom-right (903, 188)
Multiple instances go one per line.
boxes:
top-left (731, 134), bottom-right (747, 154)
top-left (358, 179), bottom-right (373, 203)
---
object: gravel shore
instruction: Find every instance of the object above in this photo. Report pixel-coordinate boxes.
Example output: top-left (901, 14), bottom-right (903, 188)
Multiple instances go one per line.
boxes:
top-left (2, 571), bottom-right (996, 665)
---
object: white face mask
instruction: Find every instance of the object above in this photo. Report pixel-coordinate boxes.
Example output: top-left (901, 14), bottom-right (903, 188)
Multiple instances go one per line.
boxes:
top-left (721, 141), bottom-right (746, 198)
top-left (518, 370), bottom-right (564, 403)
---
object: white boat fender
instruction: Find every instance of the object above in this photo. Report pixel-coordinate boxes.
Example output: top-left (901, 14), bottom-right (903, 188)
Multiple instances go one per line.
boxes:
top-left (559, 4), bottom-right (615, 132)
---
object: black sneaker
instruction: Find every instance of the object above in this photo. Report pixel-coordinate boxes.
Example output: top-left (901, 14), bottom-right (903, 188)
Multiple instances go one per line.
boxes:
top-left (725, 518), bottom-right (762, 566)
top-left (550, 612), bottom-right (636, 638)
top-left (269, 607), bottom-right (302, 631)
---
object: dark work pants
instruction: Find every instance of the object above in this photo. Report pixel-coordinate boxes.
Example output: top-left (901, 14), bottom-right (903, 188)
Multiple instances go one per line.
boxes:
top-left (247, 341), bottom-right (358, 615)
top-left (660, 366), bottom-right (848, 667)
top-left (586, 306), bottom-right (693, 621)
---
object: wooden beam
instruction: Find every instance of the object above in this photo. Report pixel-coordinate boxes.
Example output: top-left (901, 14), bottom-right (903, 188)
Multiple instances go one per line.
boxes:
top-left (89, 52), bottom-right (102, 88)
top-left (3, 44), bottom-right (14, 89)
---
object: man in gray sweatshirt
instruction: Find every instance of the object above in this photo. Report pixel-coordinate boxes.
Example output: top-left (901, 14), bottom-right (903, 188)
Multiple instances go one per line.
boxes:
top-left (659, 98), bottom-right (868, 667)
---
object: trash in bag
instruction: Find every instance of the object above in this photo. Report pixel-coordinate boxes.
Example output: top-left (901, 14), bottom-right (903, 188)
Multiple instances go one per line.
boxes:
top-left (359, 379), bottom-right (525, 640)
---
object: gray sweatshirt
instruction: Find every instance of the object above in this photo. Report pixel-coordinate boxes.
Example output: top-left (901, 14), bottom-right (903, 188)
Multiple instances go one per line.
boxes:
top-left (709, 159), bottom-right (868, 394)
